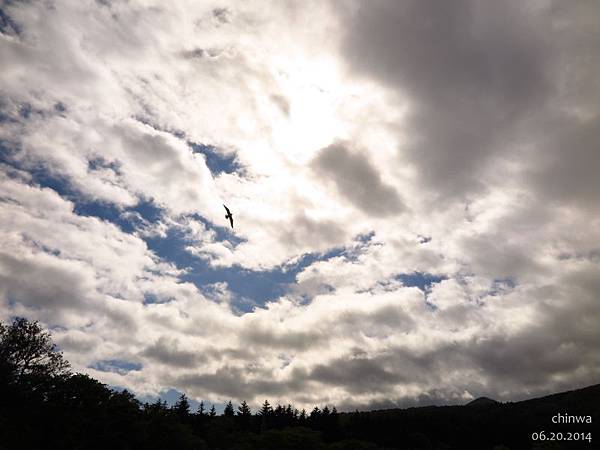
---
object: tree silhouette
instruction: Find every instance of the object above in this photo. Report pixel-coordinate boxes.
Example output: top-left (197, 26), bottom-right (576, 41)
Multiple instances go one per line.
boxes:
top-left (237, 400), bottom-right (251, 417)
top-left (236, 400), bottom-right (252, 431)
top-left (0, 317), bottom-right (70, 387)
top-left (297, 408), bottom-right (308, 427)
top-left (258, 399), bottom-right (273, 431)
top-left (197, 400), bottom-right (206, 416)
top-left (223, 400), bottom-right (235, 417)
top-left (258, 399), bottom-right (272, 416)
top-left (173, 393), bottom-right (191, 422)
top-left (309, 406), bottom-right (321, 428)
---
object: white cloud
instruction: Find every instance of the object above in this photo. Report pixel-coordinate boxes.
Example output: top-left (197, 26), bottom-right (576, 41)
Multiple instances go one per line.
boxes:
top-left (1, 0), bottom-right (600, 411)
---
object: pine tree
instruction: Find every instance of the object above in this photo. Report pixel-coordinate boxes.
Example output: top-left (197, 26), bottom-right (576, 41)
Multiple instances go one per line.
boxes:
top-left (237, 400), bottom-right (252, 430)
top-left (197, 400), bottom-right (206, 416)
top-left (258, 399), bottom-right (273, 431)
top-left (310, 406), bottom-right (321, 419)
top-left (223, 400), bottom-right (235, 417)
top-left (298, 408), bottom-right (307, 426)
top-left (274, 404), bottom-right (284, 417)
top-left (310, 406), bottom-right (321, 429)
top-left (258, 399), bottom-right (272, 416)
top-left (237, 400), bottom-right (251, 417)
top-left (209, 405), bottom-right (216, 417)
top-left (172, 393), bottom-right (190, 420)
top-left (285, 404), bottom-right (294, 417)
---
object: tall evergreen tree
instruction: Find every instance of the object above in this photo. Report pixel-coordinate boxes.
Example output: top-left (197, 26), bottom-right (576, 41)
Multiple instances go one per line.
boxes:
top-left (223, 400), bottom-right (235, 417)
top-left (310, 406), bottom-right (321, 419)
top-left (173, 393), bottom-right (190, 420)
top-left (298, 408), bottom-right (307, 426)
top-left (310, 406), bottom-right (321, 429)
top-left (237, 400), bottom-right (251, 417)
top-left (237, 400), bottom-right (252, 431)
top-left (197, 400), bottom-right (206, 416)
top-left (258, 399), bottom-right (273, 431)
top-left (258, 399), bottom-right (272, 416)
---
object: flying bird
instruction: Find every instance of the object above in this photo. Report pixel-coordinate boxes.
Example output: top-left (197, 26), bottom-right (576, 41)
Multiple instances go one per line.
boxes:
top-left (223, 204), bottom-right (234, 228)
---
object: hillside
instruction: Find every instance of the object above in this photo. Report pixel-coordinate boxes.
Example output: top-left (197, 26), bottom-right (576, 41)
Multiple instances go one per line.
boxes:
top-left (340, 384), bottom-right (599, 449)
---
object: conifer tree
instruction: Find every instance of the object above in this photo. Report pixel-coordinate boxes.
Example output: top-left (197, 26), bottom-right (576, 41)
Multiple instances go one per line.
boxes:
top-left (258, 399), bottom-right (273, 431)
top-left (223, 400), bottom-right (235, 417)
top-left (299, 409), bottom-right (307, 421)
top-left (237, 400), bottom-right (251, 417)
top-left (173, 393), bottom-right (190, 419)
top-left (258, 399), bottom-right (272, 416)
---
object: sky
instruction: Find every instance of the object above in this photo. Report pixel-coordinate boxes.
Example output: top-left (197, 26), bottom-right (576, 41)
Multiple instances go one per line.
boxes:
top-left (1, 0), bottom-right (600, 412)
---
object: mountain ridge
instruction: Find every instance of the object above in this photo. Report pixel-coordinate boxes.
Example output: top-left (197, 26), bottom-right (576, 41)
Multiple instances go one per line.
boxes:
top-left (337, 383), bottom-right (599, 449)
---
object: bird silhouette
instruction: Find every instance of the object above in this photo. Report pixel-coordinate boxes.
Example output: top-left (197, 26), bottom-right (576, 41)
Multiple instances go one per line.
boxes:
top-left (223, 204), bottom-right (234, 228)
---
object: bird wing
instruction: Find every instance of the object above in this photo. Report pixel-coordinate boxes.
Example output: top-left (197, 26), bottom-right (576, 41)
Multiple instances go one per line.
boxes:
top-left (223, 204), bottom-right (231, 215)
top-left (228, 215), bottom-right (234, 228)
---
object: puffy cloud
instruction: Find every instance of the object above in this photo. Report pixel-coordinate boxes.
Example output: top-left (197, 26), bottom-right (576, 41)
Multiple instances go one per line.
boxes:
top-left (1, 0), bottom-right (599, 412)
top-left (311, 141), bottom-right (404, 217)
top-left (142, 336), bottom-right (207, 369)
top-left (338, 0), bottom-right (551, 201)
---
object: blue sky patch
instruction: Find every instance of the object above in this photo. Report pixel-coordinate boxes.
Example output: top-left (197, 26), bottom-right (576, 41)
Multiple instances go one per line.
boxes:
top-left (395, 272), bottom-right (447, 291)
top-left (0, 145), bottom-right (165, 236)
top-left (0, 147), bottom-right (339, 311)
top-left (143, 219), bottom-right (351, 312)
top-left (90, 359), bottom-right (143, 375)
top-left (0, 8), bottom-right (22, 37)
top-left (179, 243), bottom-right (346, 313)
top-left (487, 277), bottom-right (517, 296)
top-left (1, 141), bottom-right (373, 313)
top-left (137, 388), bottom-right (211, 412)
top-left (189, 142), bottom-right (241, 175)
top-left (188, 212), bottom-right (245, 246)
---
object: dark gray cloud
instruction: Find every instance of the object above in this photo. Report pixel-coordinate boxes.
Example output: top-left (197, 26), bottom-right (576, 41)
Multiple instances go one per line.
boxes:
top-left (0, 251), bottom-right (94, 312)
top-left (212, 7), bottom-right (231, 25)
top-left (279, 212), bottom-right (346, 250)
top-left (516, 2), bottom-right (600, 213)
top-left (270, 94), bottom-right (290, 116)
top-left (312, 141), bottom-right (404, 216)
top-left (141, 336), bottom-right (206, 368)
top-left (339, 304), bottom-right (415, 332)
top-left (462, 305), bottom-right (600, 396)
top-left (309, 356), bottom-right (400, 393)
top-left (339, 0), bottom-right (600, 213)
top-left (281, 271), bottom-right (600, 409)
top-left (173, 365), bottom-right (307, 400)
top-left (527, 115), bottom-right (600, 212)
top-left (242, 327), bottom-right (322, 352)
top-left (54, 331), bottom-right (99, 354)
top-left (339, 0), bottom-right (551, 200)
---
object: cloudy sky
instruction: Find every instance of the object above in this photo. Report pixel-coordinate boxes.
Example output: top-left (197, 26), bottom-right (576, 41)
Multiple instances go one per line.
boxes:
top-left (1, 0), bottom-right (600, 411)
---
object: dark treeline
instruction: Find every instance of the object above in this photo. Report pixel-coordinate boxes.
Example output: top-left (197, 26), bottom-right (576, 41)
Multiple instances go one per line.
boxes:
top-left (0, 317), bottom-right (361, 450)
top-left (1, 317), bottom-right (598, 450)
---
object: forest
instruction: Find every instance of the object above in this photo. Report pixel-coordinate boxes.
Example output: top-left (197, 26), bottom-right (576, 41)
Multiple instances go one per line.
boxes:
top-left (1, 317), bottom-right (597, 450)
